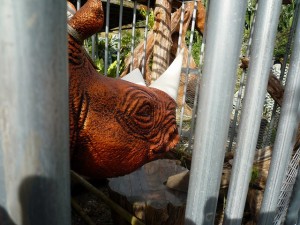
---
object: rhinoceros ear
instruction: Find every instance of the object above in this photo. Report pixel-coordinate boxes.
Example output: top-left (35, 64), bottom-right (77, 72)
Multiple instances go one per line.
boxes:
top-left (149, 49), bottom-right (184, 101)
top-left (121, 68), bottom-right (146, 86)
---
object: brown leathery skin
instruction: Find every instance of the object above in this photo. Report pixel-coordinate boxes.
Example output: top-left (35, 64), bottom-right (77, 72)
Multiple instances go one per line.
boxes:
top-left (68, 0), bottom-right (179, 178)
top-left (68, 0), bottom-right (104, 43)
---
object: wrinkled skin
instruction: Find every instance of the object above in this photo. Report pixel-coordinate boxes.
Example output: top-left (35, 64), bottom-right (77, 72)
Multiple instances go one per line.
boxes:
top-left (69, 0), bottom-right (179, 178)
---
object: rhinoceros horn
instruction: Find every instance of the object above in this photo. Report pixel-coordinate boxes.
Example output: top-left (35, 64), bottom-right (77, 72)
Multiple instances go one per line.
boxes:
top-left (149, 50), bottom-right (184, 101)
top-left (121, 51), bottom-right (184, 100)
top-left (121, 68), bottom-right (146, 86)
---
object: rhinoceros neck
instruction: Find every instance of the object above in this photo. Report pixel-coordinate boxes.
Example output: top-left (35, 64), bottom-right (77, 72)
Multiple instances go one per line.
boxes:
top-left (68, 36), bottom-right (94, 154)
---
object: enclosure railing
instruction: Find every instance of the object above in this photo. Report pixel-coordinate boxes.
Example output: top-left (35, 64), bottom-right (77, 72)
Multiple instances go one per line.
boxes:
top-left (0, 1), bottom-right (71, 225)
top-left (185, 0), bottom-right (248, 224)
top-left (258, 4), bottom-right (300, 223)
top-left (3, 0), bottom-right (299, 224)
top-left (224, 0), bottom-right (283, 224)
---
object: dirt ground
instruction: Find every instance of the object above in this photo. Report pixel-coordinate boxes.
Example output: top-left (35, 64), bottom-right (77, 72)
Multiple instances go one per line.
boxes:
top-left (71, 179), bottom-right (114, 225)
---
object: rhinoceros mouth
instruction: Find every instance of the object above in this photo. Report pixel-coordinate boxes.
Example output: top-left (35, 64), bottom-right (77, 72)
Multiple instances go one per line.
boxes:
top-left (149, 124), bottom-right (179, 157)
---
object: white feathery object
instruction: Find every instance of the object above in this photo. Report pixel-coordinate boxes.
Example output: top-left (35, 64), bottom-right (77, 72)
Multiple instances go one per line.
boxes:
top-left (121, 68), bottom-right (146, 86)
top-left (149, 49), bottom-right (184, 101)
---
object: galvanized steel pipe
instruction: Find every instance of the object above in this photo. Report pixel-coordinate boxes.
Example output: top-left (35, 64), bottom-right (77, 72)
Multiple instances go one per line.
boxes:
top-left (184, 0), bottom-right (247, 224)
top-left (0, 1), bottom-right (71, 224)
top-left (223, 0), bottom-right (283, 224)
top-left (258, 5), bottom-right (300, 224)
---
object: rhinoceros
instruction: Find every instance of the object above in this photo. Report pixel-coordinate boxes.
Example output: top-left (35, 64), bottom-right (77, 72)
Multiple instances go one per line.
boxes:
top-left (68, 0), bottom-right (183, 178)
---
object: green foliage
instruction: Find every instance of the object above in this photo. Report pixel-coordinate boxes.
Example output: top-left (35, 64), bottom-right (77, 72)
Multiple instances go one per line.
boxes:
top-left (86, 29), bottom-right (142, 77)
top-left (278, 3), bottom-right (295, 32)
top-left (139, 8), bottom-right (154, 28)
top-left (185, 30), bottom-right (203, 67)
top-left (250, 167), bottom-right (260, 185)
top-left (245, 0), bottom-right (257, 31)
top-left (274, 3), bottom-right (295, 60)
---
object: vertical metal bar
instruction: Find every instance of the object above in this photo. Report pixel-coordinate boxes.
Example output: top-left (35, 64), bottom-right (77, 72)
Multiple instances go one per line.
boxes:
top-left (130, 1), bottom-right (137, 72)
top-left (116, 0), bottom-right (124, 78)
top-left (95, 33), bottom-right (99, 59)
top-left (187, 42), bottom-right (205, 153)
top-left (177, 1), bottom-right (185, 53)
top-left (184, 0), bottom-right (247, 224)
top-left (77, 0), bottom-right (81, 10)
top-left (141, 0), bottom-right (151, 76)
top-left (264, 0), bottom-right (300, 147)
top-left (223, 0), bottom-right (283, 224)
top-left (258, 5), bottom-right (300, 224)
top-left (187, 0), bottom-right (210, 153)
top-left (178, 0), bottom-right (197, 137)
top-left (91, 35), bottom-right (96, 60)
top-left (0, 1), bottom-right (70, 225)
top-left (104, 0), bottom-right (110, 76)
top-left (227, 2), bottom-right (257, 152)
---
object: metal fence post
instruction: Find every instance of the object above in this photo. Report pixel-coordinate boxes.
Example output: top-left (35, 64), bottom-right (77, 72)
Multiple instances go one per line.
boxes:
top-left (223, 0), bottom-right (283, 224)
top-left (0, 1), bottom-right (71, 225)
top-left (184, 0), bottom-right (247, 224)
top-left (258, 4), bottom-right (300, 223)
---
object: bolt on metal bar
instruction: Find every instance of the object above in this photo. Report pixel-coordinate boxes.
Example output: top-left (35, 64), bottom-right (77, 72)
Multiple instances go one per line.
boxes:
top-left (116, 0), bottom-right (124, 77)
top-left (184, 0), bottom-right (247, 224)
top-left (0, 1), bottom-right (70, 225)
top-left (258, 5), bottom-right (300, 224)
top-left (223, 0), bottom-right (282, 224)
top-left (104, 0), bottom-right (111, 76)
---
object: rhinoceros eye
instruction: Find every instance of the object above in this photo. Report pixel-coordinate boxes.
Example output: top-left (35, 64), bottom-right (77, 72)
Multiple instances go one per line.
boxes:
top-left (136, 103), bottom-right (153, 118)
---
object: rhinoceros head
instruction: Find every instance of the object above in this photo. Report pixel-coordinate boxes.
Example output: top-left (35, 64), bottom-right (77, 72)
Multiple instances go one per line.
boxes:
top-left (68, 0), bottom-right (183, 178)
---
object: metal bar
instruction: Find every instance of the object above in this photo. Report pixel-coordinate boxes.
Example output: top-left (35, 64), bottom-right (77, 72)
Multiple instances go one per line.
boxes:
top-left (184, 0), bottom-right (247, 224)
top-left (223, 0), bottom-right (283, 224)
top-left (116, 0), bottom-right (124, 77)
top-left (92, 34), bottom-right (96, 60)
top-left (187, 41), bottom-right (205, 153)
top-left (130, 1), bottom-right (138, 72)
top-left (264, 1), bottom-right (300, 148)
top-left (227, 2), bottom-right (257, 152)
top-left (258, 5), bottom-right (300, 224)
top-left (104, 0), bottom-right (111, 76)
top-left (178, 0), bottom-right (197, 136)
top-left (177, 1), bottom-right (185, 53)
top-left (0, 1), bottom-right (70, 225)
top-left (141, 0), bottom-right (151, 76)
top-left (187, 0), bottom-right (210, 153)
top-left (77, 0), bottom-right (81, 10)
